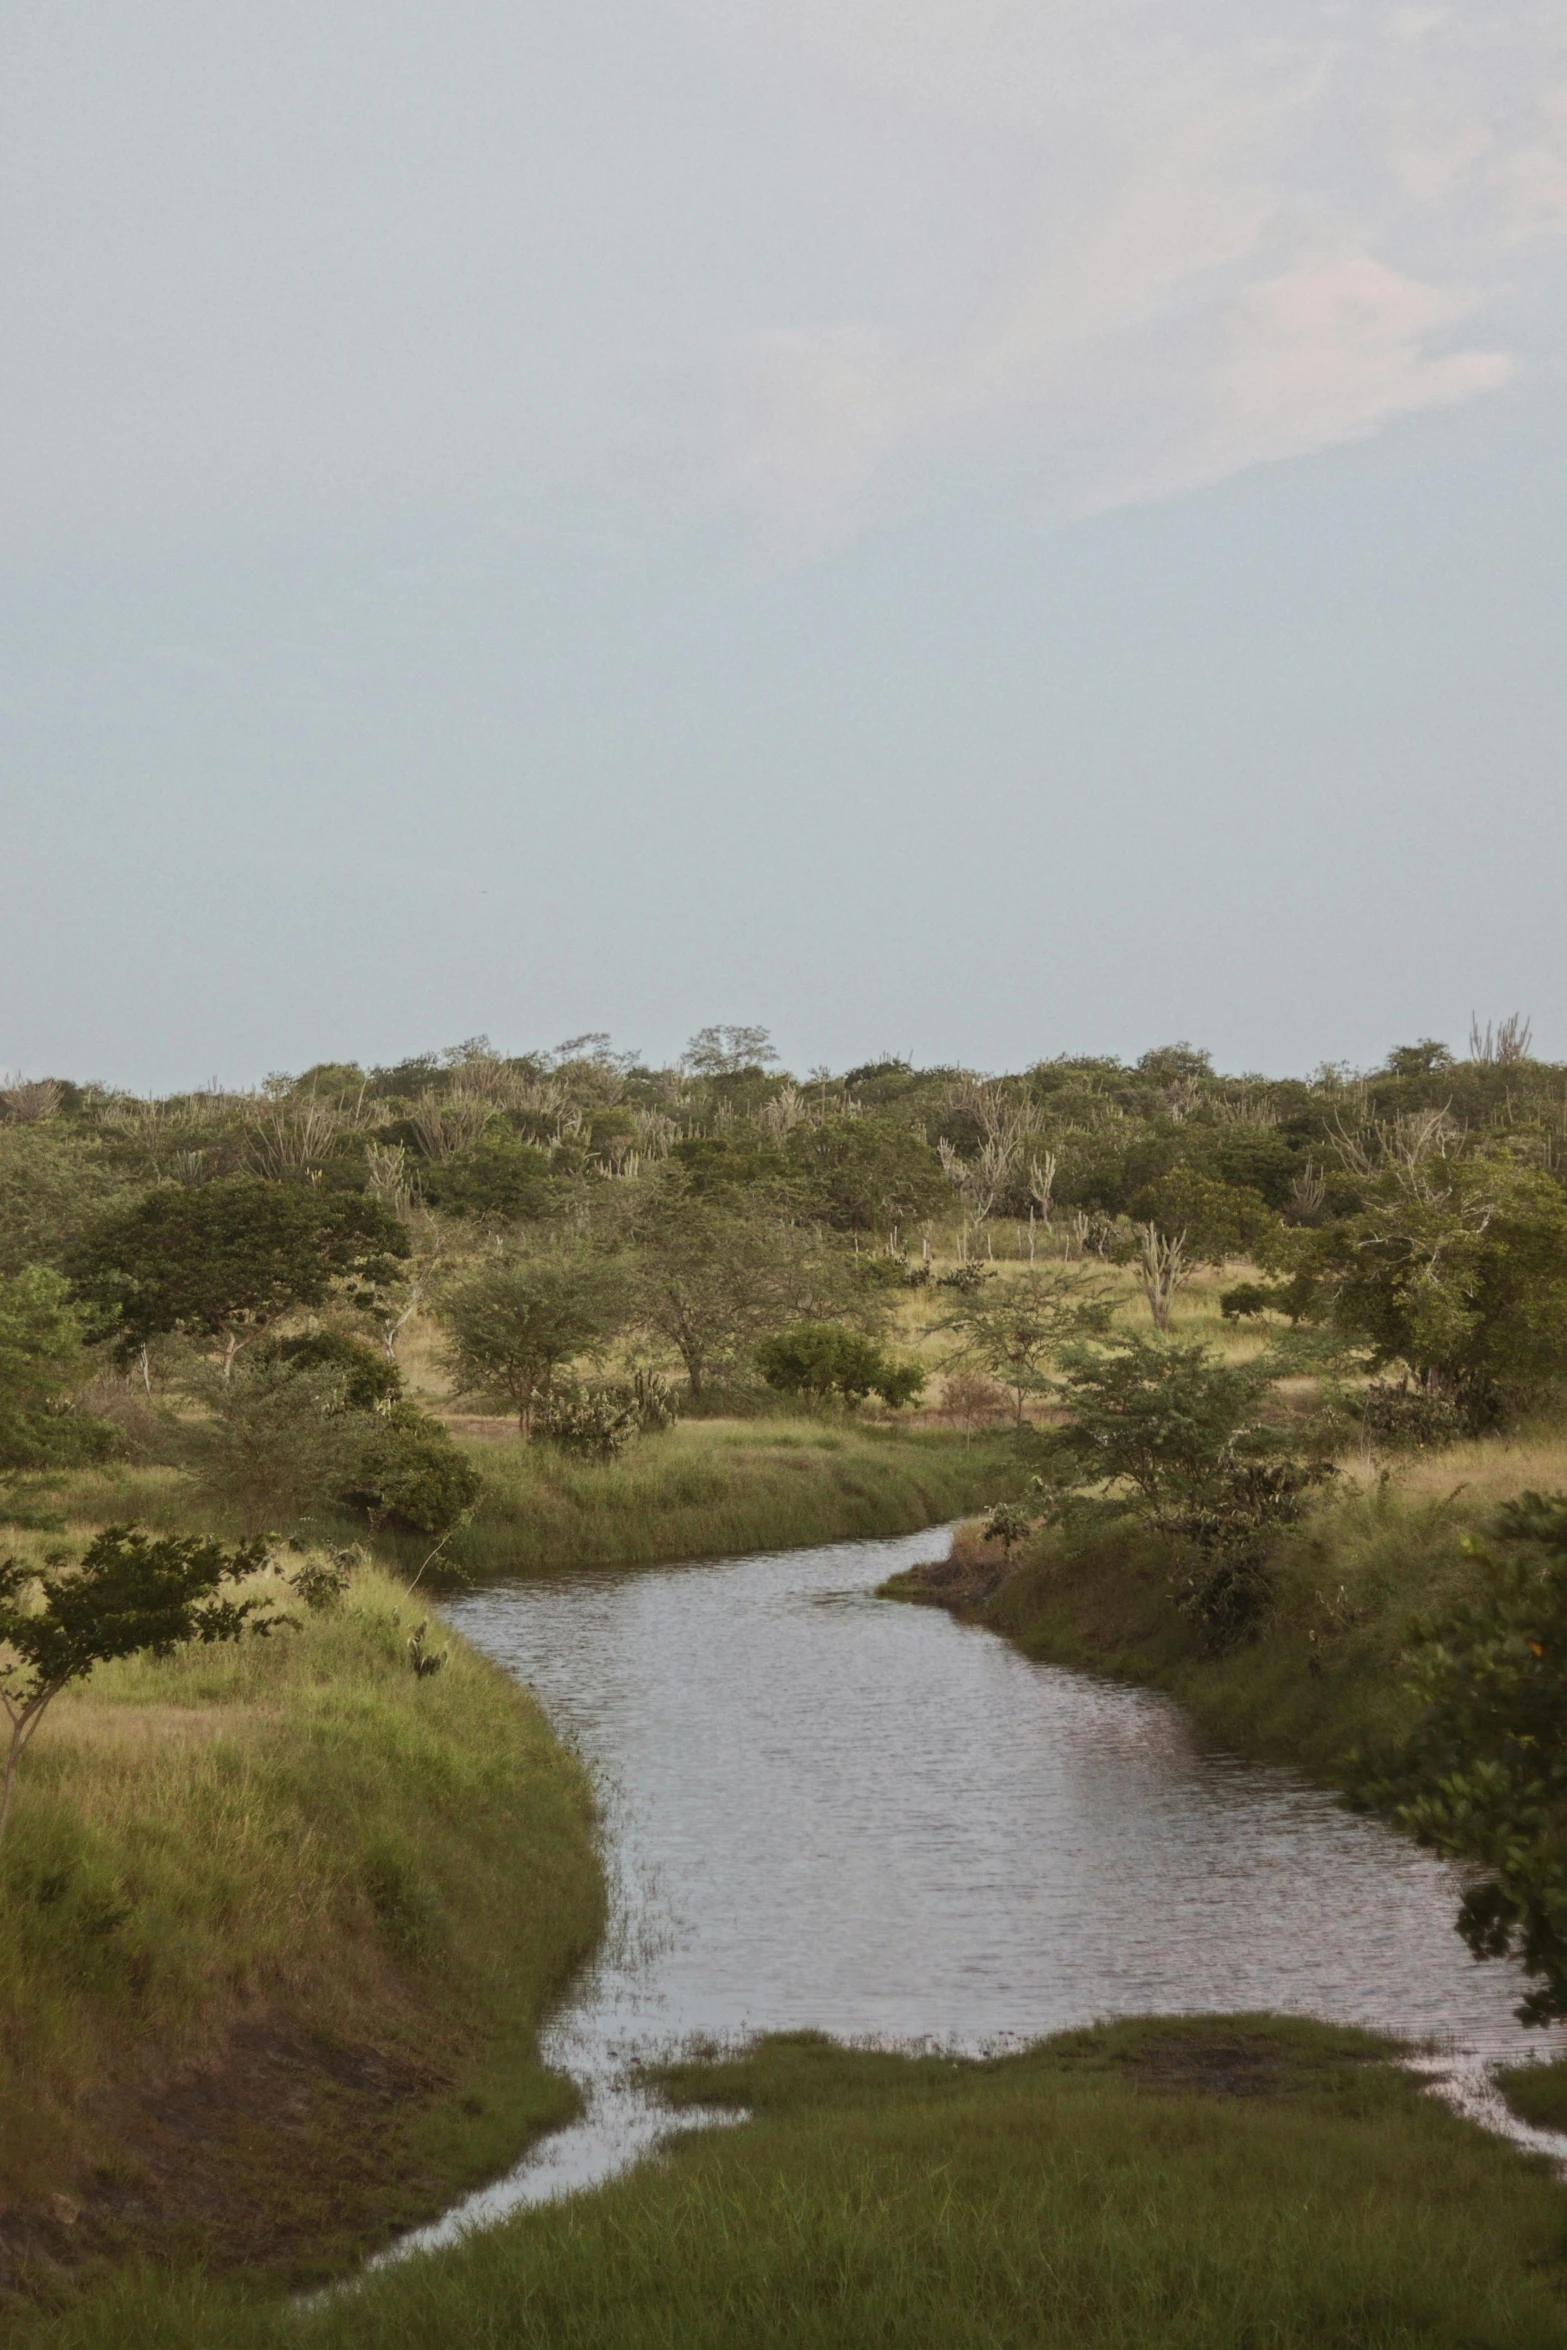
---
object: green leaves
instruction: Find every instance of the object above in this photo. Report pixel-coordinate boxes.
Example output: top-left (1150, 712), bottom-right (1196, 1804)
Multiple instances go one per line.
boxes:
top-left (1373, 1492), bottom-right (1567, 2023)
top-left (0, 1265), bottom-right (95, 1470)
top-left (755, 1324), bottom-right (924, 1410)
top-left (68, 1178), bottom-right (410, 1358)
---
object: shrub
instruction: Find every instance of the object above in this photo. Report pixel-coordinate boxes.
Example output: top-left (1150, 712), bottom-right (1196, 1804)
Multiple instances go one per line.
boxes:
top-left (1358, 1378), bottom-right (1464, 1452)
top-left (263, 1329), bottom-right (402, 1411)
top-left (175, 1357), bottom-right (369, 1534)
top-left (343, 1404), bottom-right (482, 1535)
top-left (535, 1383), bottom-right (642, 1460)
top-left (755, 1323), bottom-right (924, 1410)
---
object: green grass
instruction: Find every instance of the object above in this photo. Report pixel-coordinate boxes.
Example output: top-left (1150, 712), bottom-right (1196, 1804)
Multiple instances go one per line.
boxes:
top-left (1499, 2059), bottom-right (1567, 2134)
top-left (16, 1419), bottom-right (1024, 1588)
top-left (901, 1422), bottom-right (1567, 1784)
top-left (18, 2019), bottom-right (1567, 2348)
top-left (0, 1554), bottom-right (603, 2294)
top-left (393, 1417), bottom-right (1026, 1582)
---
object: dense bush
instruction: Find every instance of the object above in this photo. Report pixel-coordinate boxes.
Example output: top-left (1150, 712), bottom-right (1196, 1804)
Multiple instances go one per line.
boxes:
top-left (263, 1329), bottom-right (402, 1411)
top-left (756, 1323), bottom-right (924, 1410)
top-left (342, 1403), bottom-right (482, 1535)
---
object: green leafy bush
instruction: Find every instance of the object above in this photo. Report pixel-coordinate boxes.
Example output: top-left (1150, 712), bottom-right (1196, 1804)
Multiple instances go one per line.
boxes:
top-left (755, 1324), bottom-right (924, 1410)
top-left (343, 1404), bottom-right (482, 1535)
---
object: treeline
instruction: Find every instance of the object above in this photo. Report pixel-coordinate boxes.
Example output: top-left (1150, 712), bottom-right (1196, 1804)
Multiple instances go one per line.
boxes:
top-left (3, 1015), bottom-right (1567, 1510)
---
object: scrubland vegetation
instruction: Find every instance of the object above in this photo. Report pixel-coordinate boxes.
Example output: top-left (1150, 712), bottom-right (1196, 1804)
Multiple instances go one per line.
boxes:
top-left (6, 1015), bottom-right (1567, 2333)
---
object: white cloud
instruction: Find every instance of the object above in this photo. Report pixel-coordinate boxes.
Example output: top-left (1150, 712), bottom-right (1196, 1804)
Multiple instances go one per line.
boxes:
top-left (0, 1), bottom-right (1562, 559)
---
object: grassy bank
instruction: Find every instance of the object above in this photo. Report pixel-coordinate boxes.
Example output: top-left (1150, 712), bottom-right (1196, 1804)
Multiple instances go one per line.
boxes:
top-left (429, 1416), bottom-right (1025, 1580)
top-left (18, 2018), bottom-right (1567, 2348)
top-left (0, 1545), bottom-right (602, 2300)
top-left (24, 1419), bottom-right (1023, 1586)
top-left (891, 1425), bottom-right (1567, 1782)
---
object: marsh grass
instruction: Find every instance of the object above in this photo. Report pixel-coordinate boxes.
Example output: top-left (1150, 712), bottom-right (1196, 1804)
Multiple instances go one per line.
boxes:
top-left (19, 2019), bottom-right (1567, 2349)
top-left (0, 1557), bottom-right (602, 2289)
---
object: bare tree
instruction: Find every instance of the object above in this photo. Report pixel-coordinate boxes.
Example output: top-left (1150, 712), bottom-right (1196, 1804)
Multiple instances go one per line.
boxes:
top-left (1469, 1013), bottom-right (1534, 1067)
top-left (1136, 1222), bottom-right (1191, 1332)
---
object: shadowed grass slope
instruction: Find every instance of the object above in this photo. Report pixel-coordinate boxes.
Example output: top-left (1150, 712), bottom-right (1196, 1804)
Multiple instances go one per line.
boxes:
top-left (17, 2019), bottom-right (1567, 2348)
top-left (0, 1560), bottom-right (602, 2294)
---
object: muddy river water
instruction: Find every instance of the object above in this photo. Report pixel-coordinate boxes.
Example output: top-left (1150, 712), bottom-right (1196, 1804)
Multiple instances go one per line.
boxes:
top-left (379, 1522), bottom-right (1565, 2262)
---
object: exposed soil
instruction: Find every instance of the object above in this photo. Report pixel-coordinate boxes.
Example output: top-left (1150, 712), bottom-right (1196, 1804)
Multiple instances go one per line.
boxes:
top-left (888, 1540), bottom-right (1010, 1612)
top-left (1119, 2032), bottom-right (1287, 2100)
top-left (0, 2012), bottom-right (451, 2301)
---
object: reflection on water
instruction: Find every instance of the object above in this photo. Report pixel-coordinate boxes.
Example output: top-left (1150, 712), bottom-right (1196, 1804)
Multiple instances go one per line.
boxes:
top-left (383, 1522), bottom-right (1563, 2261)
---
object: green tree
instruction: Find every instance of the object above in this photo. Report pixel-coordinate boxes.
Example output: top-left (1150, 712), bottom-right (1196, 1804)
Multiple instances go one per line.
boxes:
top-left (784, 1117), bottom-right (948, 1235)
top-left (630, 1194), bottom-right (858, 1402)
top-left (437, 1249), bottom-right (629, 1433)
top-left (755, 1324), bottom-right (923, 1409)
top-left (1047, 1332), bottom-right (1278, 1511)
top-left (176, 1357), bottom-right (372, 1535)
top-left (1374, 1493), bottom-right (1567, 2024)
top-left (342, 1403), bottom-right (482, 1535)
top-left (0, 1266), bottom-right (100, 1470)
top-left (69, 1179), bottom-right (410, 1373)
top-left (1128, 1169), bottom-right (1276, 1266)
top-left (939, 1265), bottom-right (1113, 1426)
top-left (0, 1526), bottom-right (284, 1843)
top-left (1293, 1149), bottom-right (1567, 1425)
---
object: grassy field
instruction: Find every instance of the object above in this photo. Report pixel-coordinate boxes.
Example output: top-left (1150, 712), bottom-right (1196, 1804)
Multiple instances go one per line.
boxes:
top-left (0, 1546), bottom-right (602, 2300)
top-left (16, 2018), bottom-right (1567, 2349)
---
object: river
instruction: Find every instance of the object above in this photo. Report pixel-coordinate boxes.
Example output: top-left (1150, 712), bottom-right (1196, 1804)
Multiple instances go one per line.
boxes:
top-left (379, 1521), bottom-right (1565, 2263)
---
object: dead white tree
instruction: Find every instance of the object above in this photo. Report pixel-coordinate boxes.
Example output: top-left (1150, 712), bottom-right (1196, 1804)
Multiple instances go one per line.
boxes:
top-left (1136, 1222), bottom-right (1191, 1332)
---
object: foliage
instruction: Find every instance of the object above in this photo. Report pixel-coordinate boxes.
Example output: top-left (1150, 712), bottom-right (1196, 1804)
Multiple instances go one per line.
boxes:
top-left (1293, 1149), bottom-right (1567, 1426)
top-left (0, 1265), bottom-right (107, 1471)
top-left (263, 1329), bottom-right (403, 1412)
top-left (783, 1117), bottom-right (948, 1233)
top-left (69, 1179), bottom-right (410, 1365)
top-left (1359, 1377), bottom-right (1464, 1452)
top-left (175, 1357), bottom-right (371, 1534)
top-left (437, 1248), bottom-right (629, 1431)
top-left (940, 1264), bottom-right (1113, 1425)
top-left (287, 1543), bottom-right (359, 1611)
top-left (1219, 1280), bottom-right (1289, 1321)
top-left (1046, 1333), bottom-right (1282, 1512)
top-left (755, 1323), bottom-right (924, 1409)
top-left (343, 1403), bottom-right (483, 1534)
top-left (1373, 1492), bottom-right (1567, 2025)
top-left (416, 1135), bottom-right (554, 1221)
top-left (980, 1498), bottom-right (1039, 1556)
top-left (535, 1381), bottom-right (644, 1460)
top-left (630, 1191), bottom-right (858, 1400)
top-left (0, 1525), bottom-right (282, 1841)
top-left (680, 1024), bottom-right (778, 1077)
top-left (1129, 1169), bottom-right (1276, 1265)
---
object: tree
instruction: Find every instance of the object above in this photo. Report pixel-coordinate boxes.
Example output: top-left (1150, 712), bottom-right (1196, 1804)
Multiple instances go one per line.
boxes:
top-left (342, 1403), bottom-right (482, 1535)
top-left (784, 1117), bottom-right (948, 1234)
top-left (755, 1324), bottom-right (923, 1409)
top-left (630, 1193), bottom-right (858, 1401)
top-left (0, 1526), bottom-right (284, 1844)
top-left (1047, 1332), bottom-right (1279, 1511)
top-left (1292, 1149), bottom-right (1567, 1426)
top-left (681, 1026), bottom-right (778, 1078)
top-left (1128, 1170), bottom-right (1275, 1266)
top-left (0, 1266), bottom-right (101, 1469)
top-left (1374, 1493), bottom-right (1567, 2024)
top-left (939, 1265), bottom-right (1113, 1426)
top-left (69, 1179), bottom-right (410, 1372)
top-left (437, 1248), bottom-right (629, 1432)
top-left (176, 1357), bottom-right (372, 1535)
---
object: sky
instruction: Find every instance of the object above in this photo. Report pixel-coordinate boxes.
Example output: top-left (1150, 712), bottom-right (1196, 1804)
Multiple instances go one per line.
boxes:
top-left (2, 1), bottom-right (1564, 1091)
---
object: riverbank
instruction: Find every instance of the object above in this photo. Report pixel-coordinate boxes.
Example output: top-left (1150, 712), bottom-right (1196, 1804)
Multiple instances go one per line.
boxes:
top-left (29, 1419), bottom-right (1023, 1585)
top-left (19, 2017), bottom-right (1567, 2348)
top-left (0, 1548), bottom-right (602, 2303)
top-left (888, 1425), bottom-right (1567, 1781)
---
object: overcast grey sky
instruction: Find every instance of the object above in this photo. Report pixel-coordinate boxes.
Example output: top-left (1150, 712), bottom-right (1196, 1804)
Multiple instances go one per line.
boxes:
top-left (3, 2), bottom-right (1564, 1090)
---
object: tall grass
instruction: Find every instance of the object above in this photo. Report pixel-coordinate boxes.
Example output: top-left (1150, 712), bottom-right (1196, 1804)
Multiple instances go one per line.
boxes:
top-left (413, 1417), bottom-right (1027, 1581)
top-left (19, 2020), bottom-right (1567, 2348)
top-left (0, 1557), bottom-right (602, 2287)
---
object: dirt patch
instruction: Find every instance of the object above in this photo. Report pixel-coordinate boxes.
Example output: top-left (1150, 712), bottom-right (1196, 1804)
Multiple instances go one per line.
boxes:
top-left (892, 1541), bottom-right (1010, 1612)
top-left (0, 2013), bottom-right (450, 2299)
top-left (1119, 2034), bottom-right (1287, 2100)
top-left (440, 1414), bottom-right (518, 1443)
